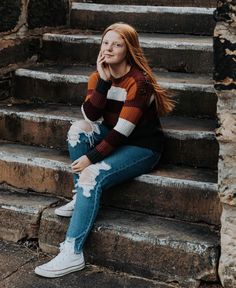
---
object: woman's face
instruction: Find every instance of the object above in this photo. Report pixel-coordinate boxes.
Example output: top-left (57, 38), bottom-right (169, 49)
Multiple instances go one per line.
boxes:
top-left (101, 30), bottom-right (128, 65)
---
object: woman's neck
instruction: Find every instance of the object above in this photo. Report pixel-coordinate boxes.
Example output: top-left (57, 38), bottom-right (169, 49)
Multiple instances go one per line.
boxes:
top-left (109, 62), bottom-right (131, 79)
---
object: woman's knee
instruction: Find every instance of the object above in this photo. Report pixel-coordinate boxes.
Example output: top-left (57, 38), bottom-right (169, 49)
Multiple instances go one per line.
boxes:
top-left (69, 120), bottom-right (93, 135)
top-left (76, 162), bottom-right (111, 198)
top-left (67, 120), bottom-right (93, 147)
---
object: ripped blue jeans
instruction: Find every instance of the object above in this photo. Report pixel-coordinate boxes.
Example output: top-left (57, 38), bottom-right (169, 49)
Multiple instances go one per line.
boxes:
top-left (66, 120), bottom-right (161, 253)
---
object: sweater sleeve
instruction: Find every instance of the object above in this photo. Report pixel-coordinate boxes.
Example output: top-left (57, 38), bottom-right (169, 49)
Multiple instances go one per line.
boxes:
top-left (86, 78), bottom-right (153, 163)
top-left (81, 72), bottom-right (112, 121)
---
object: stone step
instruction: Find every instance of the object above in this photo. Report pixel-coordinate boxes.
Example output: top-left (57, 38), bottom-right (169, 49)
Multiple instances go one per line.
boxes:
top-left (41, 32), bottom-right (213, 74)
top-left (0, 241), bottom-right (175, 288)
top-left (0, 105), bottom-right (218, 168)
top-left (70, 3), bottom-right (215, 36)
top-left (0, 187), bottom-right (59, 242)
top-left (0, 37), bottom-right (39, 69)
top-left (39, 207), bottom-right (219, 287)
top-left (0, 142), bottom-right (220, 225)
top-left (14, 65), bottom-right (216, 118)
top-left (73, 0), bottom-right (216, 8)
top-left (0, 192), bottom-right (219, 287)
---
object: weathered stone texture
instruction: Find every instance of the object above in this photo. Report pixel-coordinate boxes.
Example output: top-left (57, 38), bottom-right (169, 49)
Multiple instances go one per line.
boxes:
top-left (218, 204), bottom-right (236, 287)
top-left (214, 1), bottom-right (236, 287)
top-left (39, 208), bottom-right (219, 287)
top-left (214, 0), bottom-right (236, 205)
top-left (0, 38), bottom-right (40, 69)
top-left (0, 0), bottom-right (22, 32)
top-left (27, 0), bottom-right (69, 29)
top-left (219, 141), bottom-right (236, 205)
top-left (214, 23), bottom-right (236, 91)
top-left (0, 241), bottom-right (175, 288)
top-left (0, 188), bottom-right (58, 242)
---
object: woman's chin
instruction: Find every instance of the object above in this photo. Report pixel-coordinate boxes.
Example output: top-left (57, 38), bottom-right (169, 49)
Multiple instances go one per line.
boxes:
top-left (104, 59), bottom-right (114, 64)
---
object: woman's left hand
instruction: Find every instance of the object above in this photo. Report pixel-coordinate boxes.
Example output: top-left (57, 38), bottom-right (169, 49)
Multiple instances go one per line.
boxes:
top-left (71, 155), bottom-right (92, 172)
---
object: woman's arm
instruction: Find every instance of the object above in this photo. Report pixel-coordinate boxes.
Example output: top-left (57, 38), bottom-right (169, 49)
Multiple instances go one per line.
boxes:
top-left (82, 51), bottom-right (112, 122)
top-left (81, 72), bottom-right (112, 122)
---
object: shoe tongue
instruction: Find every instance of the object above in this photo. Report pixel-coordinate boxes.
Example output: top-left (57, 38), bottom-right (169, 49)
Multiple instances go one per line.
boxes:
top-left (64, 239), bottom-right (75, 252)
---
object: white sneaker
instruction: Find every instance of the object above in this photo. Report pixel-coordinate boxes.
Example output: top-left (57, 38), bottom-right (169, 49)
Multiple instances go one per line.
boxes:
top-left (55, 194), bottom-right (76, 217)
top-left (35, 240), bottom-right (85, 278)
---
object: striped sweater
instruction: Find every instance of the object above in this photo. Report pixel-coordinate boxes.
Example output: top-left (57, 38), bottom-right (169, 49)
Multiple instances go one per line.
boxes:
top-left (82, 66), bottom-right (164, 163)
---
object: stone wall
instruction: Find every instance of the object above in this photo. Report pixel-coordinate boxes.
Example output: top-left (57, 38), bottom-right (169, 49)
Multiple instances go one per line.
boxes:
top-left (214, 1), bottom-right (236, 287)
top-left (0, 0), bottom-right (69, 34)
top-left (0, 0), bottom-right (70, 101)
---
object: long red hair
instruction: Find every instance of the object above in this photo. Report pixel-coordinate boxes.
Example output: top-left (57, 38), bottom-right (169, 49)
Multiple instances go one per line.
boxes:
top-left (102, 23), bottom-right (175, 116)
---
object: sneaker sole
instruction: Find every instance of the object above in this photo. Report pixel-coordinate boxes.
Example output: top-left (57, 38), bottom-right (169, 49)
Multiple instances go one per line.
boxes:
top-left (54, 208), bottom-right (73, 217)
top-left (35, 262), bottom-right (85, 278)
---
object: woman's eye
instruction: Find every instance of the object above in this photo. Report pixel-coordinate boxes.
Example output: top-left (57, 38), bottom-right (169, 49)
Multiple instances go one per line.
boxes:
top-left (102, 41), bottom-right (123, 47)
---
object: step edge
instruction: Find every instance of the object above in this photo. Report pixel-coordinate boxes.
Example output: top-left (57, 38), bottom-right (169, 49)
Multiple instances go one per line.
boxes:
top-left (0, 150), bottom-right (71, 171)
top-left (0, 107), bottom-right (217, 137)
top-left (137, 173), bottom-right (218, 190)
top-left (15, 68), bottom-right (214, 93)
top-left (42, 33), bottom-right (213, 51)
top-left (71, 2), bottom-right (215, 15)
top-left (0, 147), bottom-right (217, 186)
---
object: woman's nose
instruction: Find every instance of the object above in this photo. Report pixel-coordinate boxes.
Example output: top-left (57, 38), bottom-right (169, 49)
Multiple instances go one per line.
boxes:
top-left (106, 43), bottom-right (113, 51)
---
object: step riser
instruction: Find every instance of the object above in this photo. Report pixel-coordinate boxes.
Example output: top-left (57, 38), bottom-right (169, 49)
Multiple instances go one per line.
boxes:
top-left (172, 90), bottom-right (216, 118)
top-left (73, 0), bottom-right (216, 8)
top-left (0, 38), bottom-right (39, 69)
top-left (161, 135), bottom-right (219, 168)
top-left (0, 157), bottom-right (73, 199)
top-left (14, 75), bottom-right (217, 118)
top-left (103, 180), bottom-right (221, 225)
top-left (0, 190), bottom-right (58, 242)
top-left (38, 209), bottom-right (219, 286)
top-left (0, 113), bottom-right (218, 168)
top-left (0, 208), bottom-right (39, 242)
top-left (70, 8), bottom-right (214, 36)
top-left (14, 76), bottom-right (85, 106)
top-left (0, 155), bottom-right (219, 225)
top-left (41, 40), bottom-right (213, 74)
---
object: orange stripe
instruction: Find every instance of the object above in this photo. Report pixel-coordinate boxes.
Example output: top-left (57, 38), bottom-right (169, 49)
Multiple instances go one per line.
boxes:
top-left (120, 106), bottom-right (143, 122)
top-left (125, 78), bottom-right (138, 101)
top-left (85, 72), bottom-right (99, 101)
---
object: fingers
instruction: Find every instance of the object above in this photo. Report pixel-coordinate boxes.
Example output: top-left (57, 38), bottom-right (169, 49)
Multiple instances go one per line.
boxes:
top-left (97, 50), bottom-right (106, 64)
top-left (97, 50), bottom-right (110, 81)
top-left (71, 163), bottom-right (82, 173)
top-left (71, 156), bottom-right (91, 173)
top-left (71, 157), bottom-right (82, 172)
top-left (71, 158), bottom-right (80, 166)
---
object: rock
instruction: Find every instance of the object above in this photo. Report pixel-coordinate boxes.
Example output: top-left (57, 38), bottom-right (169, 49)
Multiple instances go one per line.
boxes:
top-left (218, 204), bottom-right (236, 287)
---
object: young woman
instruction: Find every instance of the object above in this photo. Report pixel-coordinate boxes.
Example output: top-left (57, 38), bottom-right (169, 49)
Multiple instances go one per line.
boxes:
top-left (35, 22), bottom-right (174, 278)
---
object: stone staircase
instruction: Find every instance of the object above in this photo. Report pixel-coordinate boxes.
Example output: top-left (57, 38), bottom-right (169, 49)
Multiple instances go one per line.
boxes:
top-left (0, 0), bottom-right (221, 287)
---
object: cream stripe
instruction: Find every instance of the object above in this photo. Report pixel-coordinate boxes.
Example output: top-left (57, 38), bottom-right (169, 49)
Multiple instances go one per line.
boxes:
top-left (114, 118), bottom-right (136, 137)
top-left (81, 104), bottom-right (104, 123)
top-left (107, 86), bottom-right (127, 102)
top-left (81, 104), bottom-right (92, 122)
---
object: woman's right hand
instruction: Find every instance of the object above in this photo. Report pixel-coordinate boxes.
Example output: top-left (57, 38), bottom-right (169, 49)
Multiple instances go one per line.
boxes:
top-left (97, 50), bottom-right (111, 81)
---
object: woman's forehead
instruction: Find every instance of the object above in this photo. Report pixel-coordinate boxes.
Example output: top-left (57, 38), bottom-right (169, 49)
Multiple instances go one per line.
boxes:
top-left (103, 30), bottom-right (124, 42)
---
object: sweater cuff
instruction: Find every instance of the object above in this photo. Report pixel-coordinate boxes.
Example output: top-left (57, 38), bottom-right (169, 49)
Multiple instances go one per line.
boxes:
top-left (96, 77), bottom-right (112, 95)
top-left (86, 148), bottom-right (104, 164)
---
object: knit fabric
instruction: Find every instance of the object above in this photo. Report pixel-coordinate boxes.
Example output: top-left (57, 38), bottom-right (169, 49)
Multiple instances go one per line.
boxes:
top-left (82, 66), bottom-right (164, 163)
